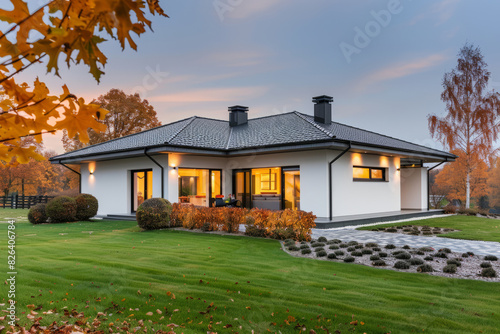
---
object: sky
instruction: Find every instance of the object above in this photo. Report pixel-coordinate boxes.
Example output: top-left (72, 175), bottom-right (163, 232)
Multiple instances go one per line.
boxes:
top-left (15, 0), bottom-right (500, 154)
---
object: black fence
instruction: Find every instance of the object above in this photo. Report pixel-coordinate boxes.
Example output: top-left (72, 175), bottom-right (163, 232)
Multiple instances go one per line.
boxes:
top-left (0, 195), bottom-right (55, 209)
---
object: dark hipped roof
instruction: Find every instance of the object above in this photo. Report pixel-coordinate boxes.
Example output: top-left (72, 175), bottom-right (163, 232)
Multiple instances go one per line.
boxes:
top-left (51, 111), bottom-right (456, 161)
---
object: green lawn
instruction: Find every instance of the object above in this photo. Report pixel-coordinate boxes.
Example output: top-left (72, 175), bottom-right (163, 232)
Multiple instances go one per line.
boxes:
top-left (1, 209), bottom-right (500, 333)
top-left (357, 215), bottom-right (500, 242)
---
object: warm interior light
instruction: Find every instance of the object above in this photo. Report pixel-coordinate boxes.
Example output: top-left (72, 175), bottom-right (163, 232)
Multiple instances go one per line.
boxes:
top-left (88, 162), bottom-right (96, 174)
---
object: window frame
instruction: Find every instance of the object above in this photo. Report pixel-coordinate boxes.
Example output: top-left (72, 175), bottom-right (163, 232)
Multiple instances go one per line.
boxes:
top-left (352, 166), bottom-right (388, 182)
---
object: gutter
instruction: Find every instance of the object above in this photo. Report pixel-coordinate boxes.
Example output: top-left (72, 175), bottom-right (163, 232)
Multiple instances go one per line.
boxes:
top-left (144, 149), bottom-right (164, 198)
top-left (328, 141), bottom-right (352, 220)
top-left (59, 161), bottom-right (82, 194)
top-left (427, 158), bottom-right (448, 211)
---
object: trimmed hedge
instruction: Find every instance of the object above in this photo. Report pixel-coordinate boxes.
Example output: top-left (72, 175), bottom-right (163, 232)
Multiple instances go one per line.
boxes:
top-left (75, 193), bottom-right (98, 220)
top-left (28, 203), bottom-right (48, 224)
top-left (136, 198), bottom-right (173, 230)
top-left (46, 196), bottom-right (77, 223)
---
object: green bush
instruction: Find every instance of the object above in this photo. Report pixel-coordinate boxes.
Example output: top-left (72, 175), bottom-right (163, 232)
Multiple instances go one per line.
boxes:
top-left (300, 244), bottom-right (310, 249)
top-left (316, 250), bottom-right (327, 257)
top-left (484, 255), bottom-right (498, 261)
top-left (287, 245), bottom-right (300, 251)
top-left (361, 249), bottom-right (373, 255)
top-left (351, 251), bottom-right (363, 257)
top-left (301, 249), bottom-right (312, 255)
top-left (334, 250), bottom-right (345, 256)
top-left (314, 247), bottom-right (325, 252)
top-left (481, 267), bottom-right (496, 278)
top-left (378, 252), bottom-right (388, 258)
top-left (424, 256), bottom-right (433, 261)
top-left (365, 242), bottom-right (378, 248)
top-left (461, 253), bottom-right (470, 258)
top-left (373, 247), bottom-right (382, 252)
top-left (328, 245), bottom-right (339, 250)
top-left (347, 241), bottom-right (358, 246)
top-left (417, 264), bottom-right (434, 273)
top-left (28, 203), bottom-right (48, 224)
top-left (446, 259), bottom-right (461, 267)
top-left (347, 246), bottom-right (356, 252)
top-left (46, 196), bottom-right (77, 223)
top-left (438, 248), bottom-right (452, 254)
top-left (402, 245), bottom-right (410, 249)
top-left (394, 261), bottom-right (410, 269)
top-left (408, 258), bottom-right (424, 265)
top-left (311, 242), bottom-right (325, 247)
top-left (327, 253), bottom-right (337, 259)
top-left (343, 256), bottom-right (355, 263)
top-left (74, 193), bottom-right (98, 220)
top-left (395, 252), bottom-right (411, 260)
top-left (372, 260), bottom-right (386, 266)
top-left (480, 262), bottom-right (492, 268)
top-left (317, 236), bottom-right (327, 243)
top-left (370, 255), bottom-right (380, 261)
top-left (331, 239), bottom-right (342, 244)
top-left (136, 198), bottom-right (173, 230)
top-left (339, 243), bottom-right (348, 248)
top-left (385, 244), bottom-right (396, 249)
top-left (434, 252), bottom-right (448, 259)
top-left (245, 226), bottom-right (267, 238)
top-left (443, 264), bottom-right (457, 274)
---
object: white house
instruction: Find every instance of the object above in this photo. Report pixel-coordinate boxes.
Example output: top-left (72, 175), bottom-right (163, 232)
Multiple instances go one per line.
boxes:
top-left (50, 95), bottom-right (456, 226)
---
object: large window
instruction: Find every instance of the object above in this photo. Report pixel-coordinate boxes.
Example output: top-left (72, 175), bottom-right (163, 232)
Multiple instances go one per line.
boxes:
top-left (178, 168), bottom-right (222, 207)
top-left (353, 166), bottom-right (387, 181)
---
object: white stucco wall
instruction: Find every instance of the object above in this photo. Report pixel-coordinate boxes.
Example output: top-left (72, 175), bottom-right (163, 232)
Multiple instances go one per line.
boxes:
top-left (81, 155), bottom-right (168, 216)
top-left (400, 167), bottom-right (428, 210)
top-left (330, 152), bottom-right (401, 217)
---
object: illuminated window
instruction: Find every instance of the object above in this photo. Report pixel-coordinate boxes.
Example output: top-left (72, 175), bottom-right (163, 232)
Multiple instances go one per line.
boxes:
top-left (353, 167), bottom-right (387, 181)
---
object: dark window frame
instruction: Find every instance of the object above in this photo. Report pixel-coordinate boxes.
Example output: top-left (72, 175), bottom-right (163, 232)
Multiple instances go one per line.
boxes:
top-left (352, 166), bottom-right (388, 182)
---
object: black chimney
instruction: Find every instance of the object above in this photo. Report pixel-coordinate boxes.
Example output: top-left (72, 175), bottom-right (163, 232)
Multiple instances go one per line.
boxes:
top-left (229, 105), bottom-right (248, 127)
top-left (312, 95), bottom-right (333, 124)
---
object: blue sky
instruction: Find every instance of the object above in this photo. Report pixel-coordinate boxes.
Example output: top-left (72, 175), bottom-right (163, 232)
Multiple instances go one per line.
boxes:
top-left (22, 0), bottom-right (500, 153)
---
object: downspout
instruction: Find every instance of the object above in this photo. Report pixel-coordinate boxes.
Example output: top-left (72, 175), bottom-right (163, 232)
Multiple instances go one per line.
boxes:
top-left (60, 161), bottom-right (82, 194)
top-left (144, 149), bottom-right (164, 198)
top-left (329, 142), bottom-right (352, 220)
top-left (427, 158), bottom-right (447, 211)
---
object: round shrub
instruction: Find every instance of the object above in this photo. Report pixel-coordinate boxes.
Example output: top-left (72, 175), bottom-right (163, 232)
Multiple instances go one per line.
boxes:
top-left (386, 228), bottom-right (397, 233)
top-left (396, 226), bottom-right (403, 229)
top-left (136, 198), bottom-right (173, 230)
top-left (316, 250), bottom-right (327, 257)
top-left (467, 251), bottom-right (475, 256)
top-left (365, 242), bottom-right (378, 248)
top-left (438, 248), bottom-right (452, 254)
top-left (300, 244), bottom-right (310, 249)
top-left (317, 236), bottom-right (328, 243)
top-left (75, 193), bottom-right (98, 220)
top-left (408, 258), bottom-right (424, 265)
top-left (347, 241), bottom-right (359, 246)
top-left (327, 253), bottom-right (337, 259)
top-left (329, 245), bottom-right (339, 250)
top-left (392, 250), bottom-right (404, 255)
top-left (434, 252), bottom-right (448, 259)
top-left (378, 252), bottom-right (388, 258)
top-left (347, 246), bottom-right (356, 252)
top-left (311, 242), bottom-right (325, 248)
top-left (480, 262), bottom-right (492, 268)
top-left (46, 196), bottom-right (77, 223)
top-left (343, 256), bottom-right (355, 263)
top-left (361, 249), bottom-right (373, 255)
top-left (395, 252), bottom-right (411, 260)
top-left (370, 255), bottom-right (380, 261)
top-left (354, 244), bottom-right (364, 249)
top-left (351, 251), bottom-right (363, 257)
top-left (416, 250), bottom-right (425, 256)
top-left (373, 247), bottom-right (381, 252)
top-left (446, 259), bottom-right (461, 267)
top-left (484, 255), bottom-right (498, 261)
top-left (461, 253), bottom-right (470, 258)
top-left (334, 250), bottom-right (345, 256)
top-left (284, 239), bottom-right (294, 245)
top-left (481, 267), bottom-right (496, 278)
top-left (385, 244), bottom-right (396, 249)
top-left (394, 261), bottom-right (410, 269)
top-left (301, 248), bottom-right (312, 254)
top-left (314, 247), bottom-right (325, 252)
top-left (331, 239), bottom-right (342, 244)
top-left (372, 260), bottom-right (386, 266)
top-left (288, 246), bottom-right (300, 251)
top-left (28, 203), bottom-right (48, 224)
top-left (443, 264), bottom-right (457, 274)
top-left (422, 231), bottom-right (432, 235)
top-left (424, 256), bottom-right (434, 261)
top-left (417, 264), bottom-right (434, 273)
top-left (339, 243), bottom-right (348, 248)
top-left (402, 245), bottom-right (411, 249)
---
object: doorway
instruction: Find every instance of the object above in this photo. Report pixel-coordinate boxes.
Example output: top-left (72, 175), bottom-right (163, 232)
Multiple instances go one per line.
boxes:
top-left (132, 170), bottom-right (153, 212)
top-left (234, 170), bottom-right (251, 209)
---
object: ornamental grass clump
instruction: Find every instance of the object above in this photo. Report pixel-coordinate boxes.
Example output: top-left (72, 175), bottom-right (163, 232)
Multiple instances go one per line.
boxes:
top-left (136, 198), bottom-right (173, 230)
top-left (481, 267), bottom-right (497, 278)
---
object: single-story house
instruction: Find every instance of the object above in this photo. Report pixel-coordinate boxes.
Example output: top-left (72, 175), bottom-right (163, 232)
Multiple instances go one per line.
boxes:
top-left (50, 95), bottom-right (456, 225)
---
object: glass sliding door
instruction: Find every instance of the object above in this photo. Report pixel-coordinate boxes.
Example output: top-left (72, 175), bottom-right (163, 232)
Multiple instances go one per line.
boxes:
top-left (132, 170), bottom-right (153, 212)
top-left (210, 170), bottom-right (222, 207)
top-left (283, 168), bottom-right (300, 210)
top-left (251, 167), bottom-right (281, 210)
top-left (234, 170), bottom-right (251, 209)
